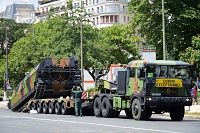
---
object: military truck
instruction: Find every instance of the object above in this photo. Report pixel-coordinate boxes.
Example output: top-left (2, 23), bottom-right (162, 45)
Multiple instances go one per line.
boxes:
top-left (94, 60), bottom-right (195, 121)
top-left (8, 57), bottom-right (93, 115)
top-left (8, 58), bottom-right (195, 121)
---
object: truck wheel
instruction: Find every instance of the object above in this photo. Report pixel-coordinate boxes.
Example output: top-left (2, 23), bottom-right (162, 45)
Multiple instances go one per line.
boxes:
top-left (145, 107), bottom-right (152, 118)
top-left (132, 99), bottom-right (146, 120)
top-left (125, 109), bottom-right (133, 119)
top-left (170, 106), bottom-right (184, 121)
top-left (30, 103), bottom-right (36, 110)
top-left (49, 102), bottom-right (55, 114)
top-left (93, 97), bottom-right (102, 117)
top-left (61, 102), bottom-right (68, 115)
top-left (37, 102), bottom-right (43, 113)
top-left (43, 102), bottom-right (49, 114)
top-left (55, 102), bottom-right (61, 114)
top-left (101, 97), bottom-right (113, 118)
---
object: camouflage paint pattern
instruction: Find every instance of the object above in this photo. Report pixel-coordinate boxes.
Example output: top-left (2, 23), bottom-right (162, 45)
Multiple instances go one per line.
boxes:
top-left (126, 60), bottom-right (192, 97)
top-left (9, 57), bottom-right (81, 111)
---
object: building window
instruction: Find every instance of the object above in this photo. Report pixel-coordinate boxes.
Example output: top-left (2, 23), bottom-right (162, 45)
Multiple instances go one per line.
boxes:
top-left (46, 7), bottom-right (48, 13)
top-left (106, 16), bottom-right (109, 23)
top-left (86, 0), bottom-right (88, 6)
top-left (96, 0), bottom-right (99, 3)
top-left (88, 9), bottom-right (90, 13)
top-left (110, 15), bottom-right (113, 23)
top-left (42, 8), bottom-right (44, 14)
top-left (97, 7), bottom-right (99, 13)
top-left (100, 16), bottom-right (104, 23)
top-left (127, 17), bottom-right (130, 21)
top-left (100, 6), bottom-right (103, 12)
top-left (93, 18), bottom-right (95, 25)
top-left (96, 17), bottom-right (99, 25)
top-left (89, 0), bottom-right (91, 5)
top-left (114, 15), bottom-right (118, 23)
top-left (124, 16), bottom-right (126, 22)
top-left (92, 8), bottom-right (94, 13)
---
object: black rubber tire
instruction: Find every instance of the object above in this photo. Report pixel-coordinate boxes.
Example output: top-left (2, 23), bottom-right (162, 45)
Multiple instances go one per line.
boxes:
top-left (43, 102), bottom-right (49, 114)
top-left (30, 102), bottom-right (36, 110)
top-left (145, 107), bottom-right (152, 118)
top-left (125, 109), bottom-right (133, 119)
top-left (48, 102), bottom-right (55, 114)
top-left (113, 110), bottom-right (120, 118)
top-left (37, 102), bottom-right (43, 113)
top-left (170, 106), bottom-right (184, 121)
top-left (55, 102), bottom-right (61, 114)
top-left (61, 102), bottom-right (68, 115)
top-left (132, 99), bottom-right (146, 120)
top-left (93, 97), bottom-right (102, 117)
top-left (101, 97), bottom-right (113, 118)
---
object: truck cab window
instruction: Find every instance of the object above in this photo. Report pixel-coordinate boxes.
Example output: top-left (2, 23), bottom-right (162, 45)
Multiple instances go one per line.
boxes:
top-left (146, 65), bottom-right (156, 77)
top-left (130, 68), bottom-right (135, 77)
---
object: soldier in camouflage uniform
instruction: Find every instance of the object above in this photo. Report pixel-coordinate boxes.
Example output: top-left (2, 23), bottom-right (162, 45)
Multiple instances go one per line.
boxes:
top-left (71, 85), bottom-right (83, 117)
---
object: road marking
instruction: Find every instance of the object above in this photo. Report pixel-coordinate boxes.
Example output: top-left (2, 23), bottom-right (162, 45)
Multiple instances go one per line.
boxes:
top-left (0, 115), bottom-right (180, 133)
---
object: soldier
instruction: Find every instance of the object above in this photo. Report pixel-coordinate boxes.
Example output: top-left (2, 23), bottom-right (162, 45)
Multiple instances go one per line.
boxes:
top-left (71, 85), bottom-right (83, 117)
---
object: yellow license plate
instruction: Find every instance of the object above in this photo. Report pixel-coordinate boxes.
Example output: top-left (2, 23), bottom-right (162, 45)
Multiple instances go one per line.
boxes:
top-left (156, 79), bottom-right (182, 88)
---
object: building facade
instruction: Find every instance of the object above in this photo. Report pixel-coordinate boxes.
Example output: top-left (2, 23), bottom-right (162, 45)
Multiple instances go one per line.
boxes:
top-left (4, 2), bottom-right (35, 23)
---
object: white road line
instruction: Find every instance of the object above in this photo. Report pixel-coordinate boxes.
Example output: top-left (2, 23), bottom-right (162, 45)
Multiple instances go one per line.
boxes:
top-left (0, 115), bottom-right (180, 133)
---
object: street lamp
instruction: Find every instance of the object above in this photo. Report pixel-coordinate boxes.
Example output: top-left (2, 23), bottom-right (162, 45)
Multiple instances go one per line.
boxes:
top-left (80, 2), bottom-right (84, 90)
top-left (3, 26), bottom-right (9, 100)
top-left (149, 0), bottom-right (166, 60)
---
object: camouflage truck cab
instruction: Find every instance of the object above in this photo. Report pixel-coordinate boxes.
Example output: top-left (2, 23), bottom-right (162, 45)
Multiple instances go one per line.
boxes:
top-left (95, 60), bottom-right (195, 121)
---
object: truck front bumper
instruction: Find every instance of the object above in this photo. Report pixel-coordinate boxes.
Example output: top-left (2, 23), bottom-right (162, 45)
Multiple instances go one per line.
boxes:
top-left (145, 97), bottom-right (192, 106)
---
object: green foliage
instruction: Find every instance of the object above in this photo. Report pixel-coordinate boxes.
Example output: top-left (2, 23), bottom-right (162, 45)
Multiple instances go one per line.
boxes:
top-left (0, 18), bottom-right (28, 88)
top-left (0, 4), bottom-right (141, 88)
top-left (180, 35), bottom-right (200, 72)
top-left (128, 0), bottom-right (200, 60)
top-left (87, 87), bottom-right (98, 97)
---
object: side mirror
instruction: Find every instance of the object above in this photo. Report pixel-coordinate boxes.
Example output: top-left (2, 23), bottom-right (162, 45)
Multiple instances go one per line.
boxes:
top-left (138, 70), bottom-right (141, 78)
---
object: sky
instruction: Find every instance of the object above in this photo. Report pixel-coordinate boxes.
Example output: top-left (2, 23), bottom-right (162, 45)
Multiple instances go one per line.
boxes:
top-left (0, 0), bottom-right (38, 12)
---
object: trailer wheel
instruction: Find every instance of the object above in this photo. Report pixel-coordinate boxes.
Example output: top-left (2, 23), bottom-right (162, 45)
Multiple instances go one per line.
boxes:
top-left (93, 97), bottom-right (102, 117)
top-left (55, 102), bottom-right (61, 114)
top-left (61, 102), bottom-right (68, 115)
top-left (37, 102), bottom-right (43, 113)
top-left (101, 97), bottom-right (113, 118)
top-left (49, 102), bottom-right (55, 114)
top-left (125, 109), bottom-right (133, 119)
top-left (43, 102), bottom-right (49, 114)
top-left (132, 99), bottom-right (146, 120)
top-left (170, 106), bottom-right (184, 121)
top-left (30, 103), bottom-right (36, 110)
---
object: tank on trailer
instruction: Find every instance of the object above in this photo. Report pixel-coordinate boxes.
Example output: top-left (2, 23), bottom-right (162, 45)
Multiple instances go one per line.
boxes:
top-left (8, 57), bottom-right (81, 111)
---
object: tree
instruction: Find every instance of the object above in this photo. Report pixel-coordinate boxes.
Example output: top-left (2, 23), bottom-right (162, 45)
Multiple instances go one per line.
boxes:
top-left (180, 35), bottom-right (200, 72)
top-left (84, 24), bottom-right (141, 80)
top-left (0, 18), bottom-right (28, 88)
top-left (128, 0), bottom-right (200, 60)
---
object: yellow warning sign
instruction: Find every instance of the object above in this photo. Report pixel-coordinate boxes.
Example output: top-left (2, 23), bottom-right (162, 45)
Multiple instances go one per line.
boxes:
top-left (156, 79), bottom-right (182, 88)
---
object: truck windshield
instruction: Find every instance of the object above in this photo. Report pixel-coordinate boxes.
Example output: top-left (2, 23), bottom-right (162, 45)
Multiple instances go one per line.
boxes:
top-left (146, 65), bottom-right (190, 78)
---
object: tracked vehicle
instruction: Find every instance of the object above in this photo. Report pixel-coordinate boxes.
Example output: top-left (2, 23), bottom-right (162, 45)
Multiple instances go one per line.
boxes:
top-left (8, 57), bottom-right (92, 114)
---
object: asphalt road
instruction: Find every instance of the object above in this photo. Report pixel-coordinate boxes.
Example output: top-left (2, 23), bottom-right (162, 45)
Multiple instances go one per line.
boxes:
top-left (0, 107), bottom-right (199, 133)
